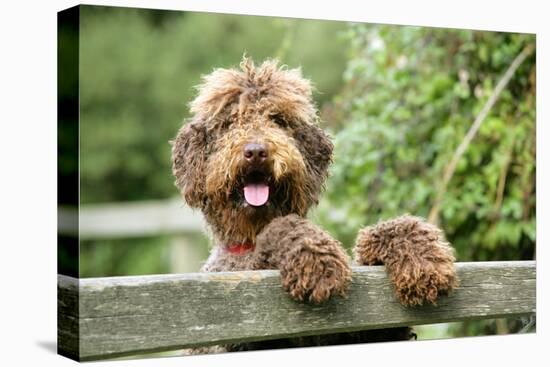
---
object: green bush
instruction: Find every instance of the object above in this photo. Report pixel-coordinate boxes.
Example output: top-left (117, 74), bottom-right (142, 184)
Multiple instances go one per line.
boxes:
top-left (75, 6), bottom-right (350, 276)
top-left (316, 25), bottom-right (535, 263)
top-left (78, 6), bottom-right (349, 204)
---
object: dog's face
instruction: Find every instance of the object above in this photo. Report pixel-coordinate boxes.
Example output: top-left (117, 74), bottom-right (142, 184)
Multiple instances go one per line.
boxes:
top-left (172, 58), bottom-right (333, 243)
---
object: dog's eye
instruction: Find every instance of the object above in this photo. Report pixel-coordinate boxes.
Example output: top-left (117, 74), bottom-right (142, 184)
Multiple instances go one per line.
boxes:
top-left (270, 114), bottom-right (288, 128)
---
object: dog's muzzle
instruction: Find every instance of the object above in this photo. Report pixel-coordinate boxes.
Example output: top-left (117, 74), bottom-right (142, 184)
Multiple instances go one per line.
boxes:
top-left (242, 142), bottom-right (271, 206)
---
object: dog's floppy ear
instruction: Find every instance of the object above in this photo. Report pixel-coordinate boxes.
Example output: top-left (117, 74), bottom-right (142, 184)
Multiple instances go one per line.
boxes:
top-left (171, 117), bottom-right (208, 208)
top-left (293, 122), bottom-right (334, 191)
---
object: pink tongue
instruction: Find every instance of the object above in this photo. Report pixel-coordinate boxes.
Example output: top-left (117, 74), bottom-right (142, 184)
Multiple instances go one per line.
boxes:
top-left (244, 183), bottom-right (270, 206)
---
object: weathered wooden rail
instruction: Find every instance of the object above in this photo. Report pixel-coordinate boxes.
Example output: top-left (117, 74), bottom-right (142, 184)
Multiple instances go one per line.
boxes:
top-left (58, 261), bottom-right (536, 361)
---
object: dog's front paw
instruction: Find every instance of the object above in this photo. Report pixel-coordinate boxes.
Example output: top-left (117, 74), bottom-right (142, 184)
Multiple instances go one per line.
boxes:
top-left (353, 215), bottom-right (458, 306)
top-left (280, 238), bottom-right (351, 304)
top-left (390, 257), bottom-right (458, 306)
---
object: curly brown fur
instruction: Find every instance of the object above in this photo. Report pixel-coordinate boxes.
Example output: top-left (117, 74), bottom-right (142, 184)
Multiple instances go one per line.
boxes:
top-left (255, 214), bottom-right (351, 303)
top-left (203, 214), bottom-right (351, 303)
top-left (354, 215), bottom-right (459, 306)
top-left (172, 57), bottom-right (332, 249)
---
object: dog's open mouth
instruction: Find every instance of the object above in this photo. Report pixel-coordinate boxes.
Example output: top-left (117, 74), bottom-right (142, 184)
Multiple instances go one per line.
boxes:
top-left (242, 170), bottom-right (271, 207)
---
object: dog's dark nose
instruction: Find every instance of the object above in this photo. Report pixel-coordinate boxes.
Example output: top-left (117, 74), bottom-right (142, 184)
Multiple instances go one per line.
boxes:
top-left (243, 143), bottom-right (268, 163)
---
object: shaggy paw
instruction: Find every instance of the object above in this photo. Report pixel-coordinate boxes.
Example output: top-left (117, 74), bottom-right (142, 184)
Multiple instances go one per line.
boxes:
top-left (353, 215), bottom-right (459, 306)
top-left (390, 259), bottom-right (458, 306)
top-left (280, 239), bottom-right (351, 304)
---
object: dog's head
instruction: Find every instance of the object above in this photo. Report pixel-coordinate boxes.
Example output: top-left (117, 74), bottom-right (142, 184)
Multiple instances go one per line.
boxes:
top-left (172, 57), bottom-right (333, 242)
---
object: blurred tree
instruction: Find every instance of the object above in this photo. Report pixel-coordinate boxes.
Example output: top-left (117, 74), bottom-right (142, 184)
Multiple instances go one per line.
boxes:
top-left (313, 25), bottom-right (535, 338)
top-left (78, 6), bottom-right (349, 204)
top-left (315, 25), bottom-right (535, 265)
top-left (76, 6), bottom-right (350, 277)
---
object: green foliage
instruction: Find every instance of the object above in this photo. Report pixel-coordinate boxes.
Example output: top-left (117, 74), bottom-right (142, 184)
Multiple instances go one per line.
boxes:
top-left (78, 6), bottom-right (349, 204)
top-left (76, 6), bottom-right (350, 277)
top-left (79, 233), bottom-right (210, 276)
top-left (80, 237), bottom-right (171, 277)
top-left (77, 7), bottom-right (536, 275)
top-left (316, 25), bottom-right (535, 262)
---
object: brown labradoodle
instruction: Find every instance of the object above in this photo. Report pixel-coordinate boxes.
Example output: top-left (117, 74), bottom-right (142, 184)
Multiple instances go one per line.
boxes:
top-left (171, 57), bottom-right (457, 352)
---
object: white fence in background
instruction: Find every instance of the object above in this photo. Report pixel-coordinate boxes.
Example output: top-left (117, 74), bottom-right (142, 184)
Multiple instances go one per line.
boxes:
top-left (58, 198), bottom-right (206, 239)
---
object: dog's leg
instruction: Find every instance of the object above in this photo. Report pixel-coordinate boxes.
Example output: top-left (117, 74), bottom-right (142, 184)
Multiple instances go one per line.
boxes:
top-left (353, 215), bottom-right (458, 306)
top-left (256, 214), bottom-right (351, 304)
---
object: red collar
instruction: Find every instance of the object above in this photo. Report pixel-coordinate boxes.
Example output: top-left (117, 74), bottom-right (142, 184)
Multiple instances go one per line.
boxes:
top-left (225, 242), bottom-right (255, 255)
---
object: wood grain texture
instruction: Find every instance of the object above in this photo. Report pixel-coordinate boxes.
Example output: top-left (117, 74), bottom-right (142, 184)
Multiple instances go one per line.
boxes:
top-left (57, 261), bottom-right (535, 361)
top-left (57, 275), bottom-right (79, 360)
